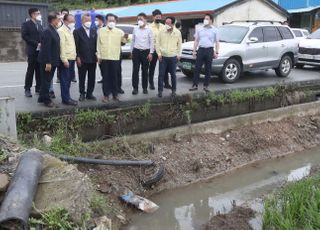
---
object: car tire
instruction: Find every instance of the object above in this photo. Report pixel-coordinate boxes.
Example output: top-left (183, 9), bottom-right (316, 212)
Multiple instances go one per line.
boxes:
top-left (295, 63), bottom-right (304, 69)
top-left (219, 58), bottom-right (241, 83)
top-left (181, 69), bottom-right (193, 78)
top-left (275, 55), bottom-right (292, 77)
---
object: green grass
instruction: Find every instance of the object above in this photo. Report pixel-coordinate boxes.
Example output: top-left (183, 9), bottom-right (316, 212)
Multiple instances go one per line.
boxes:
top-left (263, 174), bottom-right (320, 230)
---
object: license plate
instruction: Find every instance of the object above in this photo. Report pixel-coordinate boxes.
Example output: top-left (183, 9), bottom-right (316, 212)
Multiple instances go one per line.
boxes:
top-left (181, 62), bottom-right (193, 70)
top-left (299, 54), bottom-right (314, 59)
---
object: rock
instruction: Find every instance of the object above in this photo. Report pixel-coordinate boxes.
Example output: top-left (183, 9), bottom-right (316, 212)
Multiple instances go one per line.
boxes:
top-left (225, 134), bottom-right (231, 140)
top-left (161, 156), bottom-right (167, 161)
top-left (116, 214), bottom-right (127, 224)
top-left (42, 135), bottom-right (52, 146)
top-left (219, 137), bottom-right (226, 142)
top-left (0, 174), bottom-right (9, 192)
top-left (173, 134), bottom-right (182, 143)
top-left (93, 216), bottom-right (112, 230)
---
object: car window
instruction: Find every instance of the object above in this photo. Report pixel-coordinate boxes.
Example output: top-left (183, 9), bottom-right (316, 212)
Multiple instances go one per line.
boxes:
top-left (302, 31), bottom-right (309, 36)
top-left (293, 30), bottom-right (303, 37)
top-left (116, 26), bottom-right (134, 34)
top-left (218, 25), bottom-right (249, 44)
top-left (263, 26), bottom-right (282, 42)
top-left (248, 27), bottom-right (263, 42)
top-left (278, 27), bottom-right (294, 39)
top-left (308, 29), bottom-right (320, 39)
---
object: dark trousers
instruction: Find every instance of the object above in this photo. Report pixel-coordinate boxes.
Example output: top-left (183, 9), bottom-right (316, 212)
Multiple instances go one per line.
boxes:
top-left (118, 56), bottom-right (122, 90)
top-left (150, 51), bottom-right (170, 87)
top-left (60, 60), bottom-right (75, 103)
top-left (158, 56), bottom-right (177, 93)
top-left (78, 62), bottom-right (96, 96)
top-left (132, 48), bottom-right (149, 90)
top-left (193, 47), bottom-right (213, 87)
top-left (24, 53), bottom-right (41, 91)
top-left (39, 64), bottom-right (56, 104)
top-left (101, 60), bottom-right (119, 97)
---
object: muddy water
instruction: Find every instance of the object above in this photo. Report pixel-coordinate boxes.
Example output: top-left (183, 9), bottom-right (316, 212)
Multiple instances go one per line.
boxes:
top-left (126, 147), bottom-right (320, 230)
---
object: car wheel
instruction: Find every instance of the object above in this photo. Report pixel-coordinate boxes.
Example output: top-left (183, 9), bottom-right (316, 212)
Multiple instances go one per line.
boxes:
top-left (181, 69), bottom-right (193, 78)
top-left (219, 58), bottom-right (241, 83)
top-left (275, 55), bottom-right (292, 77)
top-left (295, 63), bottom-right (304, 69)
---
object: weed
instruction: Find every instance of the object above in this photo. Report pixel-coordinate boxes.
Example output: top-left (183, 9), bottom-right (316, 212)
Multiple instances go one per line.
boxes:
top-left (138, 101), bottom-right (151, 119)
top-left (74, 109), bottom-right (116, 129)
top-left (16, 112), bottom-right (33, 133)
top-left (0, 149), bottom-right (7, 163)
top-left (185, 110), bottom-right (192, 124)
top-left (90, 192), bottom-right (108, 215)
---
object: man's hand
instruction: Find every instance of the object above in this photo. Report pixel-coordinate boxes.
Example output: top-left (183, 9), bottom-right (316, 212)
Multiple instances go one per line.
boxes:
top-left (64, 61), bottom-right (70, 68)
top-left (124, 33), bottom-right (129, 39)
top-left (213, 52), bottom-right (218, 59)
top-left (45, 64), bottom-right (52, 72)
top-left (97, 58), bottom-right (102, 64)
top-left (76, 57), bottom-right (82, 67)
top-left (192, 50), bottom-right (197, 58)
top-left (158, 54), bottom-right (162, 61)
top-left (177, 56), bottom-right (181, 62)
top-left (147, 53), bottom-right (153, 62)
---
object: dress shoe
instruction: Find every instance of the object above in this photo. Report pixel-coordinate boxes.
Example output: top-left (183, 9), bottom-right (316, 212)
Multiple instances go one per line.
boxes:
top-left (113, 96), bottom-right (120, 102)
top-left (49, 91), bottom-right (56, 99)
top-left (44, 102), bottom-right (56, 108)
top-left (86, 95), bottom-right (97, 101)
top-left (164, 84), bottom-right (172, 89)
top-left (102, 96), bottom-right (109, 103)
top-left (79, 94), bottom-right (86, 101)
top-left (203, 86), bottom-right (210, 93)
top-left (25, 90), bottom-right (32, 98)
top-left (149, 84), bottom-right (155, 90)
top-left (118, 88), bottom-right (125, 94)
top-left (132, 89), bottom-right (138, 95)
top-left (157, 92), bottom-right (162, 98)
top-left (143, 89), bottom-right (148, 94)
top-left (189, 84), bottom-right (198, 91)
top-left (171, 91), bottom-right (177, 98)
top-left (63, 100), bottom-right (77, 106)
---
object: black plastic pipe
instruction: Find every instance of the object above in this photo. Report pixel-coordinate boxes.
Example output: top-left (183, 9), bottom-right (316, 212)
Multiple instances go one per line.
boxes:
top-left (0, 150), bottom-right (43, 230)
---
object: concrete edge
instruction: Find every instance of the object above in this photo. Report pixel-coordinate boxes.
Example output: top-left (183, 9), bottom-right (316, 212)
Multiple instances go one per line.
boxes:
top-left (125, 100), bottom-right (320, 142)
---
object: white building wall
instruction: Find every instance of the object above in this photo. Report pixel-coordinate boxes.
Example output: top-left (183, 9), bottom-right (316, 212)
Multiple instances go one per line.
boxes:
top-left (214, 0), bottom-right (287, 26)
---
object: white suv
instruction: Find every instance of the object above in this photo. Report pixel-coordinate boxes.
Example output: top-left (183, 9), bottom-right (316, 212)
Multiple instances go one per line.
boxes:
top-left (179, 21), bottom-right (299, 83)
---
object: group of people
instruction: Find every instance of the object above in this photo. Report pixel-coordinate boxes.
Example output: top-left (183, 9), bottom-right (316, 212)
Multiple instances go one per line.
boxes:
top-left (21, 7), bottom-right (219, 107)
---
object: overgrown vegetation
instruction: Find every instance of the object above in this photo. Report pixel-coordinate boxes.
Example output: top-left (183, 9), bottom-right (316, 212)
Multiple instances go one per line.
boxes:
top-left (263, 174), bottom-right (320, 230)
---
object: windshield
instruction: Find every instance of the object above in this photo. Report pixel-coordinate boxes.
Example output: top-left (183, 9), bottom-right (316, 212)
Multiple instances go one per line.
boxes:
top-left (218, 25), bottom-right (249, 44)
top-left (308, 29), bottom-right (320, 39)
top-left (116, 25), bottom-right (134, 34)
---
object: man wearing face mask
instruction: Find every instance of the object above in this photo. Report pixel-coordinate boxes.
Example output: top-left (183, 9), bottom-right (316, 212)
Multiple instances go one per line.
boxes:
top-left (149, 9), bottom-right (165, 90)
top-left (74, 13), bottom-right (97, 102)
top-left (97, 13), bottom-right (128, 102)
top-left (37, 12), bottom-right (61, 108)
top-left (131, 12), bottom-right (153, 95)
top-left (190, 14), bottom-right (219, 92)
top-left (57, 14), bottom-right (77, 106)
top-left (156, 16), bottom-right (182, 98)
top-left (95, 14), bottom-right (105, 84)
top-left (21, 8), bottom-right (43, 98)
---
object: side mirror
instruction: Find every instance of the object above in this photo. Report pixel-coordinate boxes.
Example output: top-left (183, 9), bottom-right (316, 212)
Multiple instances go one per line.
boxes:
top-left (248, 37), bottom-right (259, 43)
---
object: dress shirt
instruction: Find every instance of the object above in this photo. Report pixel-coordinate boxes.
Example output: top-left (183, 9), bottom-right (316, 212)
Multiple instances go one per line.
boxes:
top-left (131, 26), bottom-right (154, 53)
top-left (96, 27), bottom-right (127, 61)
top-left (156, 27), bottom-right (182, 57)
top-left (83, 26), bottom-right (90, 37)
top-left (150, 22), bottom-right (165, 48)
top-left (195, 25), bottom-right (219, 48)
top-left (58, 24), bottom-right (76, 62)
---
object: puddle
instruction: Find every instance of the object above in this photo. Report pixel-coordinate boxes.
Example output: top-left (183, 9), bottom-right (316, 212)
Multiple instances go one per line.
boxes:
top-left (126, 147), bottom-right (320, 230)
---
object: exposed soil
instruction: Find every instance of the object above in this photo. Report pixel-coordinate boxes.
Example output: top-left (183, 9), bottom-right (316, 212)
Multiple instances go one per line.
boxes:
top-left (205, 206), bottom-right (255, 230)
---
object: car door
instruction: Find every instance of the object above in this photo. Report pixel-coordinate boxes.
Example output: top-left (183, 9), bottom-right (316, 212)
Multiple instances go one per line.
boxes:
top-left (244, 27), bottom-right (268, 69)
top-left (262, 26), bottom-right (283, 66)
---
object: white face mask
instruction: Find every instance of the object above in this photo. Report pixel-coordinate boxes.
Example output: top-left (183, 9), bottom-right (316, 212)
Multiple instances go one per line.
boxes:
top-left (137, 20), bottom-right (144, 27)
top-left (84, 21), bottom-right (91, 28)
top-left (203, 19), bottom-right (210, 26)
top-left (68, 23), bottom-right (75, 30)
top-left (165, 24), bottom-right (172, 31)
top-left (95, 21), bottom-right (100, 27)
top-left (107, 21), bottom-right (116, 29)
top-left (36, 15), bottom-right (42, 21)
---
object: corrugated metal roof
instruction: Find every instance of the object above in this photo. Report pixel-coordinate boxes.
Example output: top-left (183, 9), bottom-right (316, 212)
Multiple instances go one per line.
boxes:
top-left (288, 6), bottom-right (320, 13)
top-left (278, 0), bottom-right (320, 10)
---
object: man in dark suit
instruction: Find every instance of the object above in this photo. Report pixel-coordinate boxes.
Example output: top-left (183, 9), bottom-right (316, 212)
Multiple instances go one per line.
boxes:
top-left (74, 13), bottom-right (97, 101)
top-left (37, 12), bottom-right (61, 108)
top-left (21, 8), bottom-right (43, 97)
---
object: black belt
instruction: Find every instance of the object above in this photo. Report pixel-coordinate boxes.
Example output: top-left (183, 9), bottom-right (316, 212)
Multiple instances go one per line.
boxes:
top-left (199, 47), bottom-right (213, 49)
top-left (134, 48), bottom-right (150, 51)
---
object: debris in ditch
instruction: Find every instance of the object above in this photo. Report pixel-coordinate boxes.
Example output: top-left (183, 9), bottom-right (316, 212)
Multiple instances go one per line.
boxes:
top-left (93, 216), bottom-right (112, 230)
top-left (141, 163), bottom-right (165, 188)
top-left (0, 174), bottom-right (9, 192)
top-left (120, 191), bottom-right (159, 213)
top-left (42, 135), bottom-right (53, 146)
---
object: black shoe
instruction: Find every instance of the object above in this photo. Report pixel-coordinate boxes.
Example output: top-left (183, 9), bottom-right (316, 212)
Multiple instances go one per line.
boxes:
top-left (71, 78), bottom-right (77, 83)
top-left (63, 100), bottom-right (78, 106)
top-left (44, 102), bottom-right (56, 108)
top-left (86, 95), bottom-right (97, 101)
top-left (149, 84), bottom-right (155, 90)
top-left (98, 79), bottom-right (103, 84)
top-left (157, 92), bottom-right (162, 98)
top-left (171, 91), bottom-right (177, 98)
top-left (143, 89), bottom-right (148, 94)
top-left (189, 84), bottom-right (198, 91)
top-left (49, 91), bottom-right (56, 99)
top-left (118, 88), bottom-right (125, 94)
top-left (38, 98), bottom-right (44, 103)
top-left (79, 94), bottom-right (86, 101)
top-left (25, 90), bottom-right (32, 98)
top-left (164, 84), bottom-right (172, 89)
top-left (132, 89), bottom-right (138, 95)
top-left (113, 96), bottom-right (120, 102)
top-left (203, 86), bottom-right (210, 93)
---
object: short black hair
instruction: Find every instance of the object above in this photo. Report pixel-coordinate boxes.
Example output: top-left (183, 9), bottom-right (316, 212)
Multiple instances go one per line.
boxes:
top-left (48, 12), bottom-right (59, 23)
top-left (63, 14), bottom-right (73, 21)
top-left (28, 8), bottom-right (39, 17)
top-left (165, 16), bottom-right (176, 24)
top-left (61, 8), bottom-right (69, 14)
top-left (152, 9), bottom-right (162, 16)
top-left (205, 14), bottom-right (213, 21)
top-left (95, 14), bottom-right (104, 21)
top-left (138, 12), bottom-right (147, 18)
top-left (175, 21), bottom-right (181, 29)
top-left (106, 13), bottom-right (116, 21)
